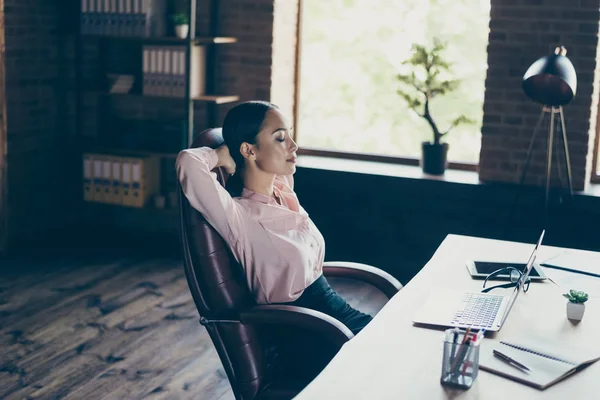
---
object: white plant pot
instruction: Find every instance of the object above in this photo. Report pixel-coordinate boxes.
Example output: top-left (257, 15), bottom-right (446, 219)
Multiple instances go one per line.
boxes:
top-left (566, 302), bottom-right (585, 321)
top-left (175, 24), bottom-right (189, 39)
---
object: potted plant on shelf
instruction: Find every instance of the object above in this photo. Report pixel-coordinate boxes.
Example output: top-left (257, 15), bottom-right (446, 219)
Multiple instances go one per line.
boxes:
top-left (396, 39), bottom-right (473, 175)
top-left (563, 289), bottom-right (588, 321)
top-left (171, 13), bottom-right (189, 39)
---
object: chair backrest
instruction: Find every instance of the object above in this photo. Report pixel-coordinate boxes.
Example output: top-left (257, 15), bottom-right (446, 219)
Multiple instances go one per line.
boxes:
top-left (179, 128), bottom-right (268, 400)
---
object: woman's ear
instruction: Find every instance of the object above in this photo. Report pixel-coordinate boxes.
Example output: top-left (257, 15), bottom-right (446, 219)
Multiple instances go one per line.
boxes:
top-left (240, 142), bottom-right (257, 161)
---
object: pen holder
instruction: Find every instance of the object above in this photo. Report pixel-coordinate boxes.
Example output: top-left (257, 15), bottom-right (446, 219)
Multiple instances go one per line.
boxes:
top-left (440, 328), bottom-right (480, 389)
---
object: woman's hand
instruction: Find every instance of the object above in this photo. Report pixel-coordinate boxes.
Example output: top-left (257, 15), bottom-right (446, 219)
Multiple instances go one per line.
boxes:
top-left (215, 144), bottom-right (236, 175)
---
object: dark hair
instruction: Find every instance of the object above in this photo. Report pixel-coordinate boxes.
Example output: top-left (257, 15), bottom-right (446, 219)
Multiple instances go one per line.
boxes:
top-left (222, 100), bottom-right (279, 197)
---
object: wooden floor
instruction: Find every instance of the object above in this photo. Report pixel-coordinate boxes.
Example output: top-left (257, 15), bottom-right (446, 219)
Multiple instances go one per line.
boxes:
top-left (0, 254), bottom-right (387, 399)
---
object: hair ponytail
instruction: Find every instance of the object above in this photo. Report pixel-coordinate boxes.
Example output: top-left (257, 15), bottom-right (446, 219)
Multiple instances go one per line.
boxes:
top-left (222, 101), bottom-right (278, 197)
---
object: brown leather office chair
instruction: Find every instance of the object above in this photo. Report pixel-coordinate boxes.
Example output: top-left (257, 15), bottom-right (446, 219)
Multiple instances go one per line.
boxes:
top-left (179, 128), bottom-right (403, 400)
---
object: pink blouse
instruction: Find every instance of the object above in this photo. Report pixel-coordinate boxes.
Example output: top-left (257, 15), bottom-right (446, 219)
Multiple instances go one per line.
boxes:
top-left (176, 147), bottom-right (325, 304)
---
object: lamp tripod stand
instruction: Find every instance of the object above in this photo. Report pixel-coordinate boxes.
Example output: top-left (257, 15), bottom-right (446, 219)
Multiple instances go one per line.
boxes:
top-left (511, 105), bottom-right (573, 228)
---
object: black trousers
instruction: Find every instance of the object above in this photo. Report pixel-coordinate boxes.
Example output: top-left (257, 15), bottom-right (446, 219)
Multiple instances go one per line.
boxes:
top-left (265, 275), bottom-right (373, 380)
top-left (287, 275), bottom-right (373, 335)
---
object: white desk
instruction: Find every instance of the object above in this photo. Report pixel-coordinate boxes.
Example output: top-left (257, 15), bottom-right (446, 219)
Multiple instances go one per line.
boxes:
top-left (294, 234), bottom-right (600, 399)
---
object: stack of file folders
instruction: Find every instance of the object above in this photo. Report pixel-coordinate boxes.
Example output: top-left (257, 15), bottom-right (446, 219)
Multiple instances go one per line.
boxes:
top-left (143, 45), bottom-right (206, 97)
top-left (80, 0), bottom-right (167, 37)
top-left (83, 152), bottom-right (161, 208)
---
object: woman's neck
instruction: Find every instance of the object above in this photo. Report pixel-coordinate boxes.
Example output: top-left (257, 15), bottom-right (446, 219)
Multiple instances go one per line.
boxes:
top-left (242, 167), bottom-right (276, 197)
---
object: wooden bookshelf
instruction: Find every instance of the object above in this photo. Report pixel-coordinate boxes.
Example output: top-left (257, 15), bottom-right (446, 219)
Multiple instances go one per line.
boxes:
top-left (81, 202), bottom-right (180, 236)
top-left (74, 0), bottom-right (236, 228)
top-left (105, 92), bottom-right (240, 104)
top-left (82, 34), bottom-right (238, 45)
top-left (83, 146), bottom-right (179, 159)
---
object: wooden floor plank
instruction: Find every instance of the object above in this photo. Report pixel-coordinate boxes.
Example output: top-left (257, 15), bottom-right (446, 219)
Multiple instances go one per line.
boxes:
top-left (0, 259), bottom-right (133, 330)
top-left (63, 304), bottom-right (208, 399)
top-left (0, 255), bottom-right (387, 400)
top-left (4, 266), bottom-right (185, 375)
top-left (1, 259), bottom-right (164, 363)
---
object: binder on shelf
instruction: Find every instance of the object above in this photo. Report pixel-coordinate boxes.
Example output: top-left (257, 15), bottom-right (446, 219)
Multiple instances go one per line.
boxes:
top-left (142, 46), bottom-right (151, 95)
top-left (172, 48), bottom-right (183, 97)
top-left (121, 157), bottom-right (133, 205)
top-left (130, 156), bottom-right (160, 208)
top-left (108, 0), bottom-right (117, 36)
top-left (163, 47), bottom-right (172, 97)
top-left (108, 155), bottom-right (122, 204)
top-left (124, 0), bottom-right (133, 36)
top-left (83, 153), bottom-right (94, 202)
top-left (156, 48), bottom-right (164, 96)
top-left (149, 46), bottom-right (157, 95)
top-left (115, 155), bottom-right (159, 208)
top-left (141, 46), bottom-right (206, 98)
top-left (81, 0), bottom-right (89, 35)
top-left (92, 155), bottom-right (104, 202)
top-left (132, 0), bottom-right (141, 36)
top-left (116, 0), bottom-right (126, 36)
top-left (144, 0), bottom-right (167, 37)
top-left (102, 156), bottom-right (112, 201)
top-left (101, 0), bottom-right (109, 35)
top-left (88, 0), bottom-right (96, 35)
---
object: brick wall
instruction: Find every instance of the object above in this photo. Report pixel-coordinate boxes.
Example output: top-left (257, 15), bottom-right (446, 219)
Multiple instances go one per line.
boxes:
top-left (216, 0), bottom-right (277, 123)
top-left (4, 0), bottom-right (76, 246)
top-left (479, 0), bottom-right (600, 191)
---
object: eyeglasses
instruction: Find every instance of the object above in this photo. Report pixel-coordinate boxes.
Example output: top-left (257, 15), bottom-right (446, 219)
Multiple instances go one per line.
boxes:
top-left (481, 267), bottom-right (531, 294)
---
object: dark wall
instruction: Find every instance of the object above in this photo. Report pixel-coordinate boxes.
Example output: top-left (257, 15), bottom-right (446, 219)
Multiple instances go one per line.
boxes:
top-left (294, 166), bottom-right (600, 285)
top-left (4, 0), bottom-right (77, 246)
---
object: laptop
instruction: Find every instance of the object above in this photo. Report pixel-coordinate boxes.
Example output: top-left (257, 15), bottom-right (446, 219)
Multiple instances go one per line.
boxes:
top-left (412, 230), bottom-right (545, 332)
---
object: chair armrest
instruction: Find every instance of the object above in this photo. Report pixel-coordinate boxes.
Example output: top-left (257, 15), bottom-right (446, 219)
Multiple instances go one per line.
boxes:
top-left (239, 305), bottom-right (353, 347)
top-left (322, 261), bottom-right (403, 299)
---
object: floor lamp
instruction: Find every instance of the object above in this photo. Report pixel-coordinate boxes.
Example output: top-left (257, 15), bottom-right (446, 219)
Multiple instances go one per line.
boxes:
top-left (513, 46), bottom-right (577, 228)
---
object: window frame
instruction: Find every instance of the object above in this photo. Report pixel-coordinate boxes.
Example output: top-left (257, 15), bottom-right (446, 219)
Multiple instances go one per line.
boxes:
top-left (292, 0), bottom-right (479, 173)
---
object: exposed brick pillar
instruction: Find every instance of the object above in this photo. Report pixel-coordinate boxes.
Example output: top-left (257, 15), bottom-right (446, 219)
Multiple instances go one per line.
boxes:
top-left (479, 0), bottom-right (600, 191)
top-left (216, 0), bottom-right (299, 124)
top-left (217, 0), bottom-right (277, 123)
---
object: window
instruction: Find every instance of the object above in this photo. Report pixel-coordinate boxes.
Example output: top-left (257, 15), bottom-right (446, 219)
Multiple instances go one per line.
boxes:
top-left (295, 0), bottom-right (491, 166)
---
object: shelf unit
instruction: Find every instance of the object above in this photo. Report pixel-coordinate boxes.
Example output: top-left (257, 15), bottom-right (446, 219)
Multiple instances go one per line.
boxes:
top-left (75, 0), bottom-right (237, 151)
top-left (74, 0), bottom-right (237, 222)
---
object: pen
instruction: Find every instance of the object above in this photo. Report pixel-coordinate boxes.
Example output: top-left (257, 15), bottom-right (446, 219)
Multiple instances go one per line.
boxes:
top-left (493, 349), bottom-right (531, 372)
top-left (450, 329), bottom-right (472, 374)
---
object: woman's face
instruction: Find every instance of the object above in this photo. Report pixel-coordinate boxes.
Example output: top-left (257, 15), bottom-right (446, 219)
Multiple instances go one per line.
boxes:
top-left (247, 109), bottom-right (298, 175)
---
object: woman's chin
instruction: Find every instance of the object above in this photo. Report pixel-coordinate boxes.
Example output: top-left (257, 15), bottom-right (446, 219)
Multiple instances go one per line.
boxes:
top-left (284, 163), bottom-right (297, 174)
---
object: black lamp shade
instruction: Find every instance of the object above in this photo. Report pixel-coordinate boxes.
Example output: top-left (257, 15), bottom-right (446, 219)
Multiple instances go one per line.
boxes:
top-left (522, 50), bottom-right (577, 106)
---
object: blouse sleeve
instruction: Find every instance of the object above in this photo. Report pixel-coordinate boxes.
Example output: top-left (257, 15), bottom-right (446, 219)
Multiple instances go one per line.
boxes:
top-left (176, 147), bottom-right (244, 242)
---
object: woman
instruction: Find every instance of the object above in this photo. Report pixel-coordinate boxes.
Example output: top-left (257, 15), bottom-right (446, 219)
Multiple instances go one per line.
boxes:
top-left (176, 100), bottom-right (372, 335)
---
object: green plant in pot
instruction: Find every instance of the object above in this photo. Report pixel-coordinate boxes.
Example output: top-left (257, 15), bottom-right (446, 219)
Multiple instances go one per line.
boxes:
top-left (171, 13), bottom-right (190, 39)
top-left (396, 39), bottom-right (473, 175)
top-left (564, 289), bottom-right (588, 321)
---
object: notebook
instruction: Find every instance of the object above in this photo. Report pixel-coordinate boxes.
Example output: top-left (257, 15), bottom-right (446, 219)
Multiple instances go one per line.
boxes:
top-left (479, 337), bottom-right (600, 390)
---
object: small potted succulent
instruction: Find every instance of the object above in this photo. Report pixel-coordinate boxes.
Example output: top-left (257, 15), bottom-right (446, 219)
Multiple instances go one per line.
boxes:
top-left (563, 289), bottom-right (588, 321)
top-left (396, 38), bottom-right (473, 175)
top-left (171, 13), bottom-right (189, 39)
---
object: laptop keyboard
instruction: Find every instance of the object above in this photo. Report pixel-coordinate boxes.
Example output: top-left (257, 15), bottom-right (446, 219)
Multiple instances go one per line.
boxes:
top-left (451, 293), bottom-right (504, 328)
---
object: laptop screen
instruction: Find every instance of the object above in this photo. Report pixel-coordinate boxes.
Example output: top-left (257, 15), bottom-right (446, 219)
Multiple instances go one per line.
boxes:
top-left (500, 230), bottom-right (545, 324)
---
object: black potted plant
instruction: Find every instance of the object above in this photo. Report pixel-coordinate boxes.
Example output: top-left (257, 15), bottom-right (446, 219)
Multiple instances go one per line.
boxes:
top-left (396, 39), bottom-right (473, 175)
